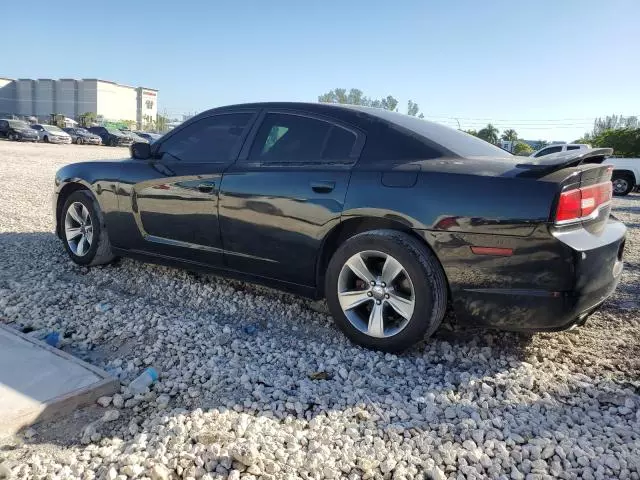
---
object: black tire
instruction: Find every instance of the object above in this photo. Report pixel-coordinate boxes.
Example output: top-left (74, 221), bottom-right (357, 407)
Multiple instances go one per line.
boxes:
top-left (611, 172), bottom-right (635, 196)
top-left (43, 135), bottom-right (49, 143)
top-left (8, 133), bottom-right (16, 141)
top-left (109, 137), bottom-right (117, 147)
top-left (60, 191), bottom-right (115, 266)
top-left (325, 229), bottom-right (448, 352)
top-left (76, 137), bottom-right (83, 145)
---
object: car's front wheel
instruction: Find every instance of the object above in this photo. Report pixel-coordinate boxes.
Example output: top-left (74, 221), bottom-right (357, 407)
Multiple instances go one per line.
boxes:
top-left (325, 230), bottom-right (448, 352)
top-left (76, 137), bottom-right (84, 145)
top-left (61, 191), bottom-right (115, 266)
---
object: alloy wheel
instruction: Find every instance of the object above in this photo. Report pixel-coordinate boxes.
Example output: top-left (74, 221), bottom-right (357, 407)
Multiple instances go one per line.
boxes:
top-left (337, 250), bottom-right (415, 338)
top-left (64, 202), bottom-right (94, 256)
top-left (612, 178), bottom-right (629, 195)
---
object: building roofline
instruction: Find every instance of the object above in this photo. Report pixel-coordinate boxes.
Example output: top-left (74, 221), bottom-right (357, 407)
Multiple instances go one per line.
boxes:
top-left (82, 78), bottom-right (137, 90)
top-left (138, 87), bottom-right (159, 91)
top-left (0, 77), bottom-right (14, 82)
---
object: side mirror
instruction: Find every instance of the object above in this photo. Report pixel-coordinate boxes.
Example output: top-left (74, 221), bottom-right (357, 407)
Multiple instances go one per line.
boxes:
top-left (131, 141), bottom-right (151, 160)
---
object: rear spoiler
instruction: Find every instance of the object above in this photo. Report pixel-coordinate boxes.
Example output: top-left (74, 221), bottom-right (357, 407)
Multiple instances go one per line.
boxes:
top-left (516, 148), bottom-right (613, 176)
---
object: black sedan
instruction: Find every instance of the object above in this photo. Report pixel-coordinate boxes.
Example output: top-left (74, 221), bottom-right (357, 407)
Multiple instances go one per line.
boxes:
top-left (86, 126), bottom-right (133, 147)
top-left (63, 127), bottom-right (102, 145)
top-left (52, 102), bottom-right (625, 351)
top-left (0, 119), bottom-right (39, 142)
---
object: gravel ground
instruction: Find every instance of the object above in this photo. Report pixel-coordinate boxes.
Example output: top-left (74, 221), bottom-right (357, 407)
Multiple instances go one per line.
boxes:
top-left (0, 140), bottom-right (638, 480)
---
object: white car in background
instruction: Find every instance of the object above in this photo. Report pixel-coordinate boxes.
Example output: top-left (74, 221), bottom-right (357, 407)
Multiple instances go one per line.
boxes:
top-left (604, 157), bottom-right (640, 196)
top-left (530, 143), bottom-right (638, 196)
top-left (30, 124), bottom-right (72, 144)
top-left (530, 143), bottom-right (591, 158)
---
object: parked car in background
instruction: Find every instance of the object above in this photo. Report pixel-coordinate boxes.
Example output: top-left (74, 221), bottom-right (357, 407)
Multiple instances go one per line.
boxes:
top-left (120, 129), bottom-right (149, 143)
top-left (134, 131), bottom-right (162, 143)
top-left (604, 157), bottom-right (640, 196)
top-left (63, 127), bottom-right (102, 145)
top-left (52, 102), bottom-right (626, 352)
top-left (31, 124), bottom-right (72, 144)
top-left (87, 126), bottom-right (133, 147)
top-left (530, 143), bottom-right (590, 158)
top-left (0, 119), bottom-right (39, 142)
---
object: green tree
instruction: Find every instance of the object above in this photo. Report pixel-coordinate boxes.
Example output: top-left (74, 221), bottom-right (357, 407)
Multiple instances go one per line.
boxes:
top-left (501, 129), bottom-right (518, 142)
top-left (78, 112), bottom-right (97, 127)
top-left (318, 88), bottom-right (422, 116)
top-left (590, 128), bottom-right (640, 157)
top-left (477, 124), bottom-right (499, 144)
top-left (513, 142), bottom-right (534, 156)
top-left (593, 115), bottom-right (638, 136)
top-left (156, 114), bottom-right (170, 133)
top-left (463, 129), bottom-right (478, 136)
top-left (534, 140), bottom-right (548, 150)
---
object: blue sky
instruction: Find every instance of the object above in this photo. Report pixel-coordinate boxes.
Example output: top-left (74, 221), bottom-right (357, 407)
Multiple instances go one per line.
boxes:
top-left (4, 0), bottom-right (639, 141)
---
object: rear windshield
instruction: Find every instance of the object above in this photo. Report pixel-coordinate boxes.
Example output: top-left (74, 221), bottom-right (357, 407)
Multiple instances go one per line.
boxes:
top-left (348, 106), bottom-right (511, 158)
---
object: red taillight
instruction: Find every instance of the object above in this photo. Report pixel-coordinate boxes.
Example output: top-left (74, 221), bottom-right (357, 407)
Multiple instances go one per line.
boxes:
top-left (555, 181), bottom-right (612, 224)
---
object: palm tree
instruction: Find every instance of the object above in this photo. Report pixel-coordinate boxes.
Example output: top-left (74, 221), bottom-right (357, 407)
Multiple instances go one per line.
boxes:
top-left (501, 129), bottom-right (518, 141)
top-left (477, 123), bottom-right (499, 144)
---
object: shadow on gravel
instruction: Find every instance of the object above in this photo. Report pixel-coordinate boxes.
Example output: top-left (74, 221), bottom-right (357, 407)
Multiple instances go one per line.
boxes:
top-left (2, 230), bottom-right (638, 477)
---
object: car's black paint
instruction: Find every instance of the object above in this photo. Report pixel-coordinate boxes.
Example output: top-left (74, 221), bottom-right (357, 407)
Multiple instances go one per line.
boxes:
top-left (54, 102), bottom-right (626, 332)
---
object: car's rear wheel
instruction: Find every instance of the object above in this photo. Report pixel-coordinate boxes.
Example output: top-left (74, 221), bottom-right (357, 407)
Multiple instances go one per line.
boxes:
top-left (61, 191), bottom-right (115, 266)
top-left (8, 133), bottom-right (16, 141)
top-left (612, 172), bottom-right (635, 196)
top-left (109, 137), bottom-right (117, 147)
top-left (325, 230), bottom-right (448, 352)
top-left (43, 135), bottom-right (49, 143)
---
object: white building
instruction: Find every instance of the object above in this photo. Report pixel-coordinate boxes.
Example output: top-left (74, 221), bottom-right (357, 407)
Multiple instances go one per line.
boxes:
top-left (0, 77), bottom-right (158, 129)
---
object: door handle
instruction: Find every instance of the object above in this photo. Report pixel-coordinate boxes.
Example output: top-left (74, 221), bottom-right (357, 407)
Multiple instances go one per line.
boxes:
top-left (197, 182), bottom-right (215, 193)
top-left (310, 181), bottom-right (335, 193)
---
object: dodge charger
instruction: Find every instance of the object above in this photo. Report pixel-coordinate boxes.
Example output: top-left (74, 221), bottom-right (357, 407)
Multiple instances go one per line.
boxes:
top-left (53, 103), bottom-right (626, 351)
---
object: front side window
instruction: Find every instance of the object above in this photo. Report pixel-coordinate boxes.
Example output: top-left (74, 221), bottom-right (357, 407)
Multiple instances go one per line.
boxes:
top-left (249, 113), bottom-right (356, 163)
top-left (157, 113), bottom-right (252, 163)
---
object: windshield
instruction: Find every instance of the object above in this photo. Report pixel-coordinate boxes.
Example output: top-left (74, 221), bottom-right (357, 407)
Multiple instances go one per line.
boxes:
top-left (106, 128), bottom-right (122, 135)
top-left (43, 125), bottom-right (64, 132)
top-left (8, 120), bottom-right (29, 129)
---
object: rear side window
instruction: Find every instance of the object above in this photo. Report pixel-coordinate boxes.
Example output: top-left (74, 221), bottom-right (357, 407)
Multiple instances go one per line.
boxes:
top-left (157, 113), bottom-right (252, 163)
top-left (566, 146), bottom-right (581, 151)
top-left (249, 113), bottom-right (357, 163)
top-left (362, 123), bottom-right (442, 162)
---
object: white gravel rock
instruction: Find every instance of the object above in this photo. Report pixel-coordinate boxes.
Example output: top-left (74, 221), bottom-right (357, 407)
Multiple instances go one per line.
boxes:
top-left (0, 143), bottom-right (639, 480)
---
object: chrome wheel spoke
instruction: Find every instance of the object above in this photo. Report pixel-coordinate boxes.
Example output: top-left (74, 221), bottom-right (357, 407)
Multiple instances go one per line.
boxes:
top-left (367, 303), bottom-right (385, 338)
top-left (76, 236), bottom-right (87, 256)
top-left (345, 254), bottom-right (375, 283)
top-left (81, 205), bottom-right (90, 223)
top-left (68, 204), bottom-right (83, 224)
top-left (386, 292), bottom-right (414, 320)
top-left (381, 255), bottom-right (404, 285)
top-left (338, 290), bottom-right (372, 311)
top-left (65, 227), bottom-right (82, 241)
top-left (85, 226), bottom-right (94, 244)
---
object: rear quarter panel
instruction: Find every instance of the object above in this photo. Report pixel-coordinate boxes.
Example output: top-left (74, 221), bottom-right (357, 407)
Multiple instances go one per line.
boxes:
top-left (342, 164), bottom-right (575, 325)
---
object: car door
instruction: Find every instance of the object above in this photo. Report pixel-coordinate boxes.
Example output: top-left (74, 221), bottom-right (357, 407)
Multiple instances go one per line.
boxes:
top-left (218, 110), bottom-right (364, 286)
top-left (114, 111), bottom-right (258, 267)
top-left (31, 124), bottom-right (44, 140)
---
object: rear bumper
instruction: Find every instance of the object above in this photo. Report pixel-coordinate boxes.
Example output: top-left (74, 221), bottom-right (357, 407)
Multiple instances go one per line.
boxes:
top-left (422, 218), bottom-right (626, 331)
